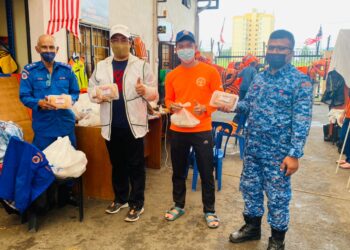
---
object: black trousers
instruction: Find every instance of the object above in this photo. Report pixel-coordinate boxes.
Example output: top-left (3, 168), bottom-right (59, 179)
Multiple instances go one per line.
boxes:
top-left (170, 130), bottom-right (215, 213)
top-left (105, 127), bottom-right (145, 209)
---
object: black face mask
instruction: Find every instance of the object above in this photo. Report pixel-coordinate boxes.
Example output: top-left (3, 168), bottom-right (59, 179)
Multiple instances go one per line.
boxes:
top-left (265, 53), bottom-right (287, 70)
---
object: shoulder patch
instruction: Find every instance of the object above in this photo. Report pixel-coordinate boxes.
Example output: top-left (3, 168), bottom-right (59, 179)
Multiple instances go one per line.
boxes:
top-left (21, 69), bottom-right (30, 79)
top-left (21, 72), bottom-right (28, 80)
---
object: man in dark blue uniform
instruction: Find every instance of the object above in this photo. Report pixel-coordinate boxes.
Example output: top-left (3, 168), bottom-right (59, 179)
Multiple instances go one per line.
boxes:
top-left (229, 30), bottom-right (313, 250)
top-left (20, 34), bottom-right (79, 150)
top-left (18, 34), bottom-right (79, 231)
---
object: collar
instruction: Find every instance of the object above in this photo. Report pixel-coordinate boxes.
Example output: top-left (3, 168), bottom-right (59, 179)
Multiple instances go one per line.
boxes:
top-left (265, 63), bottom-right (292, 77)
top-left (37, 60), bottom-right (58, 71)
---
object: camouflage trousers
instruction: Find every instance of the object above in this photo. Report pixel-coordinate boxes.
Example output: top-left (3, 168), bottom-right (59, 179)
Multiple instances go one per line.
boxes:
top-left (240, 154), bottom-right (292, 231)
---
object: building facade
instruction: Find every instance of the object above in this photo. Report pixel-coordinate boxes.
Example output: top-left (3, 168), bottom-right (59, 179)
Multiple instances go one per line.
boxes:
top-left (1, 0), bottom-right (200, 77)
top-left (232, 9), bottom-right (274, 54)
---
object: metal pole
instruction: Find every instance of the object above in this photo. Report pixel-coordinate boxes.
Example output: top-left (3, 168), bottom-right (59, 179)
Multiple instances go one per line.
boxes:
top-left (336, 120), bottom-right (350, 173)
top-left (326, 35), bottom-right (331, 51)
top-left (316, 41), bottom-right (320, 56)
top-left (5, 0), bottom-right (15, 59)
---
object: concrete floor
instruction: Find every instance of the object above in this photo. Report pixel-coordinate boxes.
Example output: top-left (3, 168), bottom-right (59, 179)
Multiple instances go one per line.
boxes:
top-left (1, 103), bottom-right (350, 250)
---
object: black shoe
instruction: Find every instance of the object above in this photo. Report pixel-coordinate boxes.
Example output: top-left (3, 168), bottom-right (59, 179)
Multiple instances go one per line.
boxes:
top-left (267, 237), bottom-right (285, 250)
top-left (105, 202), bottom-right (128, 214)
top-left (229, 223), bottom-right (261, 243)
top-left (229, 215), bottom-right (261, 243)
top-left (124, 207), bottom-right (144, 222)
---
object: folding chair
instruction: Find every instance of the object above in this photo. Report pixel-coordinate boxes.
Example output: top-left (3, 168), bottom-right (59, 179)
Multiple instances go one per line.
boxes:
top-left (227, 114), bottom-right (247, 159)
top-left (191, 121), bottom-right (233, 191)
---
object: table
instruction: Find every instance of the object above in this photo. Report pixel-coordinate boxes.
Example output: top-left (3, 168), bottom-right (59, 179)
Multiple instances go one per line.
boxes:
top-left (75, 115), bottom-right (163, 200)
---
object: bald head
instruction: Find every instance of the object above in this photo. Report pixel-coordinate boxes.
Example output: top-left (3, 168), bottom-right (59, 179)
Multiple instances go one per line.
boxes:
top-left (37, 34), bottom-right (56, 46)
top-left (35, 34), bottom-right (59, 64)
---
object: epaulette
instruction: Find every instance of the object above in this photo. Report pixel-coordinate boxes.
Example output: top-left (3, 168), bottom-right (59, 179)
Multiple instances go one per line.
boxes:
top-left (56, 62), bottom-right (72, 69)
top-left (24, 62), bottom-right (39, 71)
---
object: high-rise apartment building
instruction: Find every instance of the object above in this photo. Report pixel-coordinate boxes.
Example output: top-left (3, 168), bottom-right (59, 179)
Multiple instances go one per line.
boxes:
top-left (232, 9), bottom-right (275, 54)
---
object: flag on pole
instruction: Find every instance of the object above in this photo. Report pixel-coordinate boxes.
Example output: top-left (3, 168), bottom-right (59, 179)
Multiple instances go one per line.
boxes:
top-left (46, 0), bottom-right (81, 39)
top-left (219, 18), bottom-right (225, 44)
top-left (305, 26), bottom-right (322, 45)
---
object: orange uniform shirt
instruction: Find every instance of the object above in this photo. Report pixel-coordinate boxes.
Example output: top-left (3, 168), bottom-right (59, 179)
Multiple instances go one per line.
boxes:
top-left (165, 62), bottom-right (223, 132)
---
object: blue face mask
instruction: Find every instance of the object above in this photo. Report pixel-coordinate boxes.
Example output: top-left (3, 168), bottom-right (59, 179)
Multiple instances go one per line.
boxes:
top-left (41, 52), bottom-right (56, 63)
top-left (177, 48), bottom-right (195, 63)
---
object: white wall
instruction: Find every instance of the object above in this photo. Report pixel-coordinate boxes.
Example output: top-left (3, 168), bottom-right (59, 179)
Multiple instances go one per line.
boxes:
top-left (158, 0), bottom-right (197, 40)
top-left (109, 0), bottom-right (158, 73)
top-left (28, 0), bottom-right (157, 72)
top-left (28, 0), bottom-right (68, 63)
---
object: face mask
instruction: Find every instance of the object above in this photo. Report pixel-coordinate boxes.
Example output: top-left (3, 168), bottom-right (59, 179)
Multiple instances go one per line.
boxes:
top-left (111, 43), bottom-right (130, 59)
top-left (265, 53), bottom-right (287, 69)
top-left (41, 52), bottom-right (56, 63)
top-left (177, 48), bottom-right (195, 63)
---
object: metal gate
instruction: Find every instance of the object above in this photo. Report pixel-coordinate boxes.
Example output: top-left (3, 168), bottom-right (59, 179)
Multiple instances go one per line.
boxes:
top-left (214, 49), bottom-right (323, 69)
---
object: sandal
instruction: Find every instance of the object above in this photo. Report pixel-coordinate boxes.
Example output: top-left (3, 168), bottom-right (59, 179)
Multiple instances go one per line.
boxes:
top-left (336, 159), bottom-right (346, 164)
top-left (165, 207), bottom-right (185, 221)
top-left (204, 212), bottom-right (220, 229)
top-left (340, 162), bottom-right (350, 169)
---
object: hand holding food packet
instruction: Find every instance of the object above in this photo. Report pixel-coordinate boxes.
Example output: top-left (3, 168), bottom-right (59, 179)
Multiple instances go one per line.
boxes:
top-left (47, 94), bottom-right (73, 109)
top-left (90, 84), bottom-right (119, 102)
top-left (209, 90), bottom-right (239, 112)
top-left (170, 102), bottom-right (200, 128)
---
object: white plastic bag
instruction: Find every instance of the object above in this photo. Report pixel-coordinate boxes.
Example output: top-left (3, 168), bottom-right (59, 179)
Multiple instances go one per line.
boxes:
top-left (43, 136), bottom-right (87, 178)
top-left (0, 121), bottom-right (23, 162)
top-left (72, 93), bottom-right (101, 126)
top-left (170, 102), bottom-right (200, 128)
top-left (209, 90), bottom-right (239, 111)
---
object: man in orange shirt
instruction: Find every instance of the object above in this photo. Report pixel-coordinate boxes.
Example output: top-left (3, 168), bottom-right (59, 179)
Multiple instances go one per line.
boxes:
top-left (164, 30), bottom-right (222, 228)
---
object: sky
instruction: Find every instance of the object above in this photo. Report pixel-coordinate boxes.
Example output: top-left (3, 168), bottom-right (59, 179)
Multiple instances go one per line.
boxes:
top-left (199, 0), bottom-right (350, 51)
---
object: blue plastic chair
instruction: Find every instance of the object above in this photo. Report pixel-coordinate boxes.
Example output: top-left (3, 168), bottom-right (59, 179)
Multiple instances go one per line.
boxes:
top-left (191, 121), bottom-right (233, 191)
top-left (229, 114), bottom-right (247, 160)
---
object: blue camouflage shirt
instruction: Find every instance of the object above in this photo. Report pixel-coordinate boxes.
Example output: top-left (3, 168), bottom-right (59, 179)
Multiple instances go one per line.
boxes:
top-left (237, 63), bottom-right (313, 160)
top-left (19, 61), bottom-right (80, 137)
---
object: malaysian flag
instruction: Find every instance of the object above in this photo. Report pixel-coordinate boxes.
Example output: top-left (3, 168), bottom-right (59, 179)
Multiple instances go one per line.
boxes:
top-left (305, 26), bottom-right (322, 45)
top-left (46, 0), bottom-right (81, 39)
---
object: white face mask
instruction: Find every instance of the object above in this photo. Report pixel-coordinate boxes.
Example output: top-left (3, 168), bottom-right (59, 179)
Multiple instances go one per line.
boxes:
top-left (177, 48), bottom-right (195, 63)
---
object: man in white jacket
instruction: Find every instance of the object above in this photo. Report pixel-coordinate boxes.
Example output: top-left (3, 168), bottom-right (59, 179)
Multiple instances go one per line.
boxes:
top-left (89, 24), bottom-right (158, 222)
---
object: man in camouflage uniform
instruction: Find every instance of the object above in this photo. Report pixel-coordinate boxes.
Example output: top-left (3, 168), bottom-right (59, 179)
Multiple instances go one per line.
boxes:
top-left (229, 30), bottom-right (313, 250)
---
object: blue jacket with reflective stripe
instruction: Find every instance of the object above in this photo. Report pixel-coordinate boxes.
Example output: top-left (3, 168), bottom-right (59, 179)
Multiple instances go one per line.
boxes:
top-left (0, 137), bottom-right (55, 213)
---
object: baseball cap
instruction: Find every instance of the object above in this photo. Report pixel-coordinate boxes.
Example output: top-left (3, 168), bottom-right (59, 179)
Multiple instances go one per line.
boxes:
top-left (110, 24), bottom-right (131, 39)
top-left (176, 30), bottom-right (195, 43)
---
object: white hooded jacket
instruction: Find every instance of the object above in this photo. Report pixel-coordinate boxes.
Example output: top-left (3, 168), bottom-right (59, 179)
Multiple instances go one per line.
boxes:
top-left (88, 54), bottom-right (158, 140)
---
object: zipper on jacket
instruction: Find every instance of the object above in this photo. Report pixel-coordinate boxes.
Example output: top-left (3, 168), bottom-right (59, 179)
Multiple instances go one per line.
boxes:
top-left (108, 101), bottom-right (113, 139)
top-left (123, 60), bottom-right (138, 138)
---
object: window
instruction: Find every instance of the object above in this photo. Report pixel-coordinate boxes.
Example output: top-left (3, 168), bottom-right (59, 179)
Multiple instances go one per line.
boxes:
top-left (158, 42), bottom-right (176, 69)
top-left (67, 24), bottom-right (110, 77)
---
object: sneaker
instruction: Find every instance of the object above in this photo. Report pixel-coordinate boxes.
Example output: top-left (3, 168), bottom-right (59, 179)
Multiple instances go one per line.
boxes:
top-left (105, 202), bottom-right (128, 214)
top-left (124, 207), bottom-right (144, 222)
